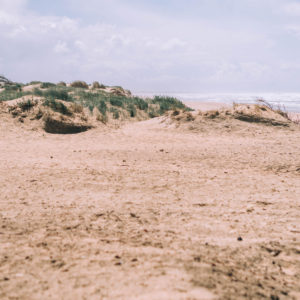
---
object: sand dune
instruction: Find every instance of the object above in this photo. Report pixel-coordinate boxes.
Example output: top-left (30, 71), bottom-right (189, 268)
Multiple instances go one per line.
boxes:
top-left (0, 102), bottom-right (299, 299)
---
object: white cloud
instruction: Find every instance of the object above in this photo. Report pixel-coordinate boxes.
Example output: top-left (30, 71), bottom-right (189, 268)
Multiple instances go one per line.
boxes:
top-left (0, 0), bottom-right (300, 92)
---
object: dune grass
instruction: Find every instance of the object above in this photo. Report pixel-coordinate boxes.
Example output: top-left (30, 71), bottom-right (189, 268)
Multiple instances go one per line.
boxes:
top-left (0, 81), bottom-right (191, 119)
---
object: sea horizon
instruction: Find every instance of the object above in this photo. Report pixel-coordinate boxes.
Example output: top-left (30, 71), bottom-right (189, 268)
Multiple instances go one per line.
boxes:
top-left (135, 92), bottom-right (300, 113)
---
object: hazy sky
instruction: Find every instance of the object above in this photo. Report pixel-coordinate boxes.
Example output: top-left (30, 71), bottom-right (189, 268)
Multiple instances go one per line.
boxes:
top-left (1, 0), bottom-right (300, 92)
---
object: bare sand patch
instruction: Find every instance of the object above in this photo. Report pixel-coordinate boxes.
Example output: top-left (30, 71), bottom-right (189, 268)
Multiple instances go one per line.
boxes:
top-left (0, 106), bottom-right (299, 299)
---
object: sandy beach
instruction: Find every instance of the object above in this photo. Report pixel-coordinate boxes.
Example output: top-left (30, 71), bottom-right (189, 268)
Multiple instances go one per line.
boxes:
top-left (0, 101), bottom-right (300, 299)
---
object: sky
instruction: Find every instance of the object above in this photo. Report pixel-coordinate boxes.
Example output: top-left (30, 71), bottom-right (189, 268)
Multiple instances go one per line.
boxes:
top-left (1, 0), bottom-right (300, 93)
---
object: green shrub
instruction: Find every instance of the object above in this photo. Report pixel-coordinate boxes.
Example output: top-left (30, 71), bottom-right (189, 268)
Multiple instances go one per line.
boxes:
top-left (110, 107), bottom-right (120, 119)
top-left (152, 96), bottom-right (187, 114)
top-left (40, 82), bottom-right (56, 89)
top-left (44, 88), bottom-right (72, 101)
top-left (110, 97), bottom-right (123, 107)
top-left (33, 88), bottom-right (43, 96)
top-left (133, 97), bottom-right (148, 110)
top-left (127, 103), bottom-right (137, 117)
top-left (88, 104), bottom-right (94, 113)
top-left (18, 99), bottom-right (35, 111)
top-left (0, 90), bottom-right (30, 102)
top-left (148, 108), bottom-right (158, 118)
top-left (57, 81), bottom-right (67, 87)
top-left (43, 98), bottom-right (72, 115)
top-left (97, 100), bottom-right (107, 115)
top-left (28, 81), bottom-right (41, 85)
top-left (70, 81), bottom-right (89, 89)
top-left (92, 81), bottom-right (106, 89)
top-left (5, 84), bottom-right (22, 92)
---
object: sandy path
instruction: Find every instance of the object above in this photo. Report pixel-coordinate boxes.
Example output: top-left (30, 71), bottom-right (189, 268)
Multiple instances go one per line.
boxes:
top-left (0, 115), bottom-right (300, 299)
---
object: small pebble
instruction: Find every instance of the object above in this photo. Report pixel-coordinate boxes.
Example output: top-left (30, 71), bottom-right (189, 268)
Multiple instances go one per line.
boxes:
top-left (237, 236), bottom-right (243, 241)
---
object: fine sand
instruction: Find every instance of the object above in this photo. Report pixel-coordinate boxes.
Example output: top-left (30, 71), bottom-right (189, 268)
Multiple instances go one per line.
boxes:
top-left (0, 102), bottom-right (300, 299)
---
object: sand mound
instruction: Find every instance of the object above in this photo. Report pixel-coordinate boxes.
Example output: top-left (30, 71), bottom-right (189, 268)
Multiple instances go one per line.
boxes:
top-left (3, 98), bottom-right (93, 134)
top-left (43, 113), bottom-right (92, 134)
top-left (166, 103), bottom-right (296, 132)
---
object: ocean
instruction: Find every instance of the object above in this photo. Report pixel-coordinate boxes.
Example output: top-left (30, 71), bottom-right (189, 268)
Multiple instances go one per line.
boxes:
top-left (135, 93), bottom-right (300, 113)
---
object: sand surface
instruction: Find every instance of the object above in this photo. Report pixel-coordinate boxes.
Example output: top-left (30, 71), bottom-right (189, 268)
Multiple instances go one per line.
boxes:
top-left (0, 104), bottom-right (300, 299)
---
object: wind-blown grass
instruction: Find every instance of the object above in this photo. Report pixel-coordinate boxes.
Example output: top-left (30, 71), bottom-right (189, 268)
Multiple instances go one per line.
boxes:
top-left (0, 81), bottom-right (191, 119)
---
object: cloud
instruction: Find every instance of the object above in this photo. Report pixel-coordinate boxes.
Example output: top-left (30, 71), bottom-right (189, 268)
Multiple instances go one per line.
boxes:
top-left (0, 0), bottom-right (300, 92)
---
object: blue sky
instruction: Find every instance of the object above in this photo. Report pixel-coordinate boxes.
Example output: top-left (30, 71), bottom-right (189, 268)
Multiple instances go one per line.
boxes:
top-left (1, 0), bottom-right (300, 92)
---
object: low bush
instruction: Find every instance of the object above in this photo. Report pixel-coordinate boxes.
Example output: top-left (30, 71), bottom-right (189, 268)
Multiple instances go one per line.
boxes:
top-left (0, 90), bottom-right (30, 102)
top-left (43, 98), bottom-right (72, 115)
top-left (97, 100), bottom-right (107, 115)
top-left (40, 82), bottom-right (56, 89)
top-left (18, 99), bottom-right (35, 111)
top-left (92, 81), bottom-right (106, 89)
top-left (33, 88), bottom-right (43, 96)
top-left (127, 103), bottom-right (137, 117)
top-left (70, 81), bottom-right (89, 89)
top-left (133, 97), bottom-right (148, 110)
top-left (109, 97), bottom-right (123, 107)
top-left (28, 81), bottom-right (41, 85)
top-left (110, 107), bottom-right (120, 119)
top-left (44, 88), bottom-right (72, 101)
top-left (152, 96), bottom-right (188, 114)
top-left (5, 84), bottom-right (22, 91)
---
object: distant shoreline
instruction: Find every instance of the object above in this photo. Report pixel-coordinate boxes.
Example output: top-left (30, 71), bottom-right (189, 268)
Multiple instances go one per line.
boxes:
top-left (181, 100), bottom-right (300, 122)
top-left (135, 92), bottom-right (300, 113)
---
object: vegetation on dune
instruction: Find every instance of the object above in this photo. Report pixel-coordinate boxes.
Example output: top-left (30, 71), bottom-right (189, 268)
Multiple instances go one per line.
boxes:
top-left (92, 81), bottom-right (106, 89)
top-left (18, 99), bottom-right (36, 112)
top-left (43, 98), bottom-right (72, 115)
top-left (152, 96), bottom-right (190, 114)
top-left (40, 82), bottom-right (56, 89)
top-left (70, 81), bottom-right (89, 89)
top-left (0, 90), bottom-right (31, 101)
top-left (27, 81), bottom-right (42, 85)
top-left (57, 81), bottom-right (67, 87)
top-left (0, 79), bottom-right (191, 121)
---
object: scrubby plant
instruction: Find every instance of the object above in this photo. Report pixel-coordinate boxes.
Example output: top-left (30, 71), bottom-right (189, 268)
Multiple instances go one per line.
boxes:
top-left (97, 100), bottom-right (107, 115)
top-left (28, 81), bottom-right (41, 85)
top-left (57, 81), bottom-right (67, 87)
top-left (133, 97), bottom-right (148, 110)
top-left (110, 107), bottom-right (120, 119)
top-left (43, 98), bottom-right (72, 115)
top-left (71, 103), bottom-right (83, 113)
top-left (92, 81), bottom-right (106, 89)
top-left (148, 107), bottom-right (159, 118)
top-left (18, 99), bottom-right (35, 111)
top-left (109, 97), bottom-right (123, 107)
top-left (4, 84), bottom-right (22, 92)
top-left (88, 104), bottom-right (94, 113)
top-left (44, 88), bottom-right (72, 101)
top-left (96, 113), bottom-right (108, 124)
top-left (0, 90), bottom-right (30, 102)
top-left (127, 103), bottom-right (137, 117)
top-left (40, 82), bottom-right (56, 89)
top-left (33, 88), bottom-right (43, 96)
top-left (70, 81), bottom-right (89, 89)
top-left (152, 96), bottom-right (188, 114)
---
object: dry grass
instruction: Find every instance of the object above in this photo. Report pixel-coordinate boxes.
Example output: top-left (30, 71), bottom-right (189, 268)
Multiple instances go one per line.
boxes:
top-left (92, 81), bottom-right (106, 89)
top-left (70, 81), bottom-right (89, 89)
